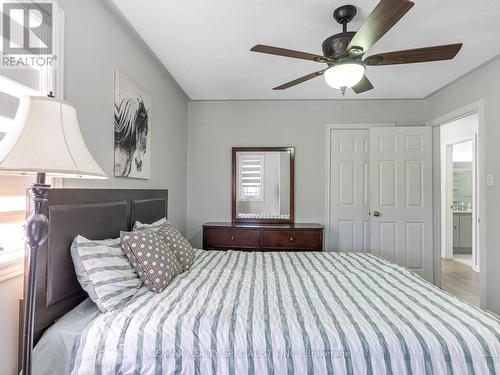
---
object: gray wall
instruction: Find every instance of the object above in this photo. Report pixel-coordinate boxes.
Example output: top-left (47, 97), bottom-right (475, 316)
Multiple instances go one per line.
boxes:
top-left (186, 99), bottom-right (426, 247)
top-left (61, 0), bottom-right (189, 233)
top-left (425, 56), bottom-right (500, 314)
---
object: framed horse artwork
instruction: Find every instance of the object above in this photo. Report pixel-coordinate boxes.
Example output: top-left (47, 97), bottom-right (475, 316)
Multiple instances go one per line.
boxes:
top-left (114, 69), bottom-right (152, 179)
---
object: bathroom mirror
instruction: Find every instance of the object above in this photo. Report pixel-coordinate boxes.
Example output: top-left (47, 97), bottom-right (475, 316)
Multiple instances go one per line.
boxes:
top-left (232, 147), bottom-right (294, 224)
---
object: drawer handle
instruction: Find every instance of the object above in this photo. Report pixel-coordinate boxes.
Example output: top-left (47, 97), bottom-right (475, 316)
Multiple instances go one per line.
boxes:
top-left (231, 235), bottom-right (235, 241)
top-left (289, 237), bottom-right (294, 242)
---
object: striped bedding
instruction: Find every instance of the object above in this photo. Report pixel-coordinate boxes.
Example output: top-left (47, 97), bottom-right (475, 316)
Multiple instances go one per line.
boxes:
top-left (72, 250), bottom-right (500, 375)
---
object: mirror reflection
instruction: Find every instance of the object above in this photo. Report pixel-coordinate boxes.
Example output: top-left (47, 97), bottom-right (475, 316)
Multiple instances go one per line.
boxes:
top-left (236, 151), bottom-right (290, 220)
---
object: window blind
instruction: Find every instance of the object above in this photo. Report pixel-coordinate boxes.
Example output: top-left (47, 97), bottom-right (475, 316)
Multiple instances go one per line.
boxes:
top-left (240, 155), bottom-right (264, 200)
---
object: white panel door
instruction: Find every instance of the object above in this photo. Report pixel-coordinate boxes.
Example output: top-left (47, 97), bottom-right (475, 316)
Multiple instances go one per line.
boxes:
top-left (329, 130), bottom-right (370, 252)
top-left (369, 126), bottom-right (434, 281)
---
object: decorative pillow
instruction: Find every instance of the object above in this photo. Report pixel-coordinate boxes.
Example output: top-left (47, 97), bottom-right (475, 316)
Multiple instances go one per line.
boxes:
top-left (70, 235), bottom-right (142, 312)
top-left (134, 219), bottom-right (196, 271)
top-left (120, 231), bottom-right (182, 293)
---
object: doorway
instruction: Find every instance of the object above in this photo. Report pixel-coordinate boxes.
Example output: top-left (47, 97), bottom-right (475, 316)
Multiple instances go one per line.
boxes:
top-left (439, 113), bottom-right (480, 306)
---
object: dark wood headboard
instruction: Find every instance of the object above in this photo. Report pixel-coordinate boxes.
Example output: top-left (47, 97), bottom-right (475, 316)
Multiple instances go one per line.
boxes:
top-left (22, 188), bottom-right (168, 345)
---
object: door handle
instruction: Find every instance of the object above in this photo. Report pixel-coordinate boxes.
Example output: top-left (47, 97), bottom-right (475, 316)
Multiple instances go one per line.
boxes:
top-left (373, 211), bottom-right (381, 217)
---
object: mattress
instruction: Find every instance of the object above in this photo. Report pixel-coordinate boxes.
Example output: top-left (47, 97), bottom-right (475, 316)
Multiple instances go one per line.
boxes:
top-left (72, 250), bottom-right (500, 374)
top-left (33, 298), bottom-right (100, 375)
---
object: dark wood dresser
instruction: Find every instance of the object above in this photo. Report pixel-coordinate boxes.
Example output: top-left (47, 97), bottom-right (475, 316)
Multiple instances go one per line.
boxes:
top-left (202, 222), bottom-right (323, 251)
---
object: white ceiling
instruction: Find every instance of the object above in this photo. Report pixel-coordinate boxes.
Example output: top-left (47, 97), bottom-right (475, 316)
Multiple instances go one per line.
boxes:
top-left (112, 0), bottom-right (500, 100)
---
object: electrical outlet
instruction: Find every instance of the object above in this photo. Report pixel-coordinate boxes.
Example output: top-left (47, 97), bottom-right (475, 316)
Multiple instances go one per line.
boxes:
top-left (487, 174), bottom-right (494, 186)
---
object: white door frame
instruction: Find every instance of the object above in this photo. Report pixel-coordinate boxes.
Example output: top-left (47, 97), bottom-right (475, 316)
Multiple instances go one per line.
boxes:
top-left (426, 100), bottom-right (486, 307)
top-left (325, 123), bottom-right (395, 251)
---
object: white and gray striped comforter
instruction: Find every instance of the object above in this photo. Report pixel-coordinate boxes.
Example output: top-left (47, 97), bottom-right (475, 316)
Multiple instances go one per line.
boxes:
top-left (72, 250), bottom-right (500, 375)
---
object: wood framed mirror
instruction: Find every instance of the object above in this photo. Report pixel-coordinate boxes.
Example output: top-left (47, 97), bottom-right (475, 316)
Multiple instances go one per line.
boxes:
top-left (232, 146), bottom-right (294, 224)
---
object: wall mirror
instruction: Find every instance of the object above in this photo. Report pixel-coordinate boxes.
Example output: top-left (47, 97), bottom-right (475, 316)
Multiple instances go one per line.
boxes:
top-left (232, 147), bottom-right (294, 224)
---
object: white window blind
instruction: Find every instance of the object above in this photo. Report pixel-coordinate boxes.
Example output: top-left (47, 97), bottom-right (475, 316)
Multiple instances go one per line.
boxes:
top-left (239, 154), bottom-right (264, 201)
top-left (0, 67), bottom-right (41, 136)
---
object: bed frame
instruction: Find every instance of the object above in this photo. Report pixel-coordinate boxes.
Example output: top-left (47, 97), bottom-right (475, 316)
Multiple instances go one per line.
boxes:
top-left (18, 188), bottom-right (168, 367)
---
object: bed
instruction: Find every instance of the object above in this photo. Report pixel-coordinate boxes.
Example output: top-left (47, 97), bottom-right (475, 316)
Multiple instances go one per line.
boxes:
top-left (30, 189), bottom-right (500, 375)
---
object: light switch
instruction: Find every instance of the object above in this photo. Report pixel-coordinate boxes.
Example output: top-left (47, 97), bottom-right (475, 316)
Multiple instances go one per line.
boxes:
top-left (487, 174), bottom-right (494, 186)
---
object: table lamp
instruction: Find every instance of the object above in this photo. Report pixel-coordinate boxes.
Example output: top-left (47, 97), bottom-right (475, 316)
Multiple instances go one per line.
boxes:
top-left (0, 95), bottom-right (107, 375)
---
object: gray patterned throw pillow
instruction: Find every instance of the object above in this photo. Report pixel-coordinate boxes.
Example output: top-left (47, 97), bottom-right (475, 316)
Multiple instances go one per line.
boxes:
top-left (135, 220), bottom-right (196, 271)
top-left (120, 231), bottom-right (182, 293)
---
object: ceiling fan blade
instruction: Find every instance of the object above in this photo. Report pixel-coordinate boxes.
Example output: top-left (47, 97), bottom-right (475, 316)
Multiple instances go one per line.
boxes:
top-left (273, 70), bottom-right (326, 90)
top-left (352, 75), bottom-right (374, 94)
top-left (347, 0), bottom-right (414, 55)
top-left (251, 44), bottom-right (328, 63)
top-left (364, 43), bottom-right (463, 66)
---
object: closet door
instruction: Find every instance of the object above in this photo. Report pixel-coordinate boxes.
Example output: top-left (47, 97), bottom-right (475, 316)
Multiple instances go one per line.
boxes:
top-left (369, 126), bottom-right (434, 281)
top-left (329, 130), bottom-right (370, 252)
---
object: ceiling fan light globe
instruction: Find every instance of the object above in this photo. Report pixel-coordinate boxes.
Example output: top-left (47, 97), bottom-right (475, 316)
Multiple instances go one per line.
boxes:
top-left (324, 63), bottom-right (365, 90)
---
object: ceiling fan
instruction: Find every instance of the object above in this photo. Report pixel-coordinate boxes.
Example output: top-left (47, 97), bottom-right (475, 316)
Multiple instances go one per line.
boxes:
top-left (250, 0), bottom-right (463, 95)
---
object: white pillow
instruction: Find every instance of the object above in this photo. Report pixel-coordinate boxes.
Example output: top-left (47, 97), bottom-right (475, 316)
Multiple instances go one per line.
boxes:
top-left (71, 235), bottom-right (143, 312)
top-left (133, 217), bottom-right (166, 231)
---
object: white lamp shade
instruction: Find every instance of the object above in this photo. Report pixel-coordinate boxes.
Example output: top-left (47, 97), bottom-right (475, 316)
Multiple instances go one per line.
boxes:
top-left (324, 63), bottom-right (366, 89)
top-left (0, 96), bottom-right (107, 179)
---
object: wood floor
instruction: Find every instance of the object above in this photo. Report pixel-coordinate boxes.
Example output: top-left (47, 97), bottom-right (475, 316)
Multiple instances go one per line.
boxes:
top-left (441, 258), bottom-right (480, 306)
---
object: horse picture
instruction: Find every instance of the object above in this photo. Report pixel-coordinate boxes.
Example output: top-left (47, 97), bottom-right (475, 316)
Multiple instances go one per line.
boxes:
top-left (114, 70), bottom-right (152, 179)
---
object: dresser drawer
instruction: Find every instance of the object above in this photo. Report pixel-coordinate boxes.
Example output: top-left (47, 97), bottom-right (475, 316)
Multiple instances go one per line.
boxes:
top-left (202, 223), bottom-right (323, 251)
top-left (204, 228), bottom-right (261, 248)
top-left (262, 229), bottom-right (322, 250)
